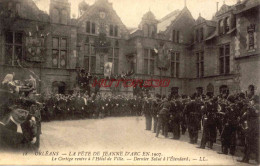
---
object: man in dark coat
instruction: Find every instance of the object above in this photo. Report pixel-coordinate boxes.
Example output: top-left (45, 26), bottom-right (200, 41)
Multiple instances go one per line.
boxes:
top-left (184, 96), bottom-right (202, 144)
top-left (199, 97), bottom-right (218, 149)
top-left (238, 96), bottom-right (259, 164)
top-left (152, 95), bottom-right (161, 133)
top-left (143, 96), bottom-right (152, 130)
top-left (0, 89), bottom-right (37, 152)
top-left (170, 100), bottom-right (182, 140)
top-left (220, 95), bottom-right (240, 155)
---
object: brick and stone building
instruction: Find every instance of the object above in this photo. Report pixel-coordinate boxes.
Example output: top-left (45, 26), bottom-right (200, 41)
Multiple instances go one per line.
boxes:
top-left (0, 0), bottom-right (259, 96)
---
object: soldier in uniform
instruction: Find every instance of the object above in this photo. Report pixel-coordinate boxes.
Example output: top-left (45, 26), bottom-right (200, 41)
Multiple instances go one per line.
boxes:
top-left (143, 95), bottom-right (152, 130)
top-left (137, 96), bottom-right (143, 116)
top-left (180, 95), bottom-right (188, 135)
top-left (170, 99), bottom-right (182, 140)
top-left (199, 97), bottom-right (218, 149)
top-left (184, 95), bottom-right (202, 144)
top-left (238, 95), bottom-right (259, 164)
top-left (220, 95), bottom-right (240, 155)
top-left (156, 100), bottom-right (171, 138)
top-left (152, 95), bottom-right (161, 133)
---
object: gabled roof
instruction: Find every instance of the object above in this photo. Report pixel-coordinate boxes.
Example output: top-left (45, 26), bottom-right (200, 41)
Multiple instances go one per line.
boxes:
top-left (158, 7), bottom-right (195, 34)
top-left (234, 0), bottom-right (260, 14)
top-left (205, 20), bottom-right (217, 27)
top-left (195, 15), bottom-right (217, 27)
top-left (18, 0), bottom-right (49, 21)
top-left (196, 15), bottom-right (206, 25)
top-left (216, 4), bottom-right (232, 16)
top-left (129, 28), bottom-right (139, 34)
top-left (157, 9), bottom-right (181, 32)
top-left (142, 11), bottom-right (157, 21)
top-left (77, 0), bottom-right (129, 35)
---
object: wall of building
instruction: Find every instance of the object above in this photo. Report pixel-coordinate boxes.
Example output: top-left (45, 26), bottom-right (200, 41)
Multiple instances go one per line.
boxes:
top-left (0, 0), bottom-right (259, 96)
top-left (237, 56), bottom-right (260, 93)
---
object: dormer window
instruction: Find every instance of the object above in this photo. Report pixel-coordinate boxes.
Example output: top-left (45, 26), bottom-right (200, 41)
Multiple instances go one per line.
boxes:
top-left (91, 22), bottom-right (96, 34)
top-left (114, 25), bottom-right (118, 37)
top-left (149, 25), bottom-right (156, 38)
top-left (86, 21), bottom-right (91, 33)
top-left (15, 2), bottom-right (21, 15)
top-left (172, 30), bottom-right (175, 42)
top-left (172, 30), bottom-right (180, 43)
top-left (109, 25), bottom-right (119, 37)
top-left (143, 24), bottom-right (149, 37)
top-left (61, 10), bottom-right (68, 25)
top-left (196, 29), bottom-right (199, 42)
top-left (176, 31), bottom-right (180, 43)
top-left (86, 21), bottom-right (96, 34)
top-left (109, 25), bottom-right (113, 36)
top-left (219, 19), bottom-right (224, 35)
top-left (225, 17), bottom-right (230, 32)
top-left (200, 27), bottom-right (204, 41)
top-left (219, 17), bottom-right (230, 35)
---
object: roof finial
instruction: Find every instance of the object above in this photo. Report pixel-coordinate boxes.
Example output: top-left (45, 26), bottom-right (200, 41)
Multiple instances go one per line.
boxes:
top-left (223, 0), bottom-right (225, 4)
top-left (184, 0), bottom-right (187, 7)
top-left (199, 12), bottom-right (201, 17)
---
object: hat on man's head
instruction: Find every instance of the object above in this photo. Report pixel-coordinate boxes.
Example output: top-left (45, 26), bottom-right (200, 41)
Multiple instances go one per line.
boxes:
top-left (10, 98), bottom-right (36, 111)
top-left (0, 89), bottom-right (18, 119)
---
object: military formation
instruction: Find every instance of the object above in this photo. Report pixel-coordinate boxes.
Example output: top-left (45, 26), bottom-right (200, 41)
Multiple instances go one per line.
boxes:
top-left (142, 85), bottom-right (259, 164)
top-left (40, 93), bottom-right (144, 121)
top-left (0, 71), bottom-right (259, 164)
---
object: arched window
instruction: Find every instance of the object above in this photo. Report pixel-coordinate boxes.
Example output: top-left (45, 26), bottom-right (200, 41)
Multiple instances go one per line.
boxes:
top-left (143, 24), bottom-right (149, 37)
top-left (225, 17), bottom-right (230, 32)
top-left (196, 87), bottom-right (203, 96)
top-left (52, 8), bottom-right (60, 23)
top-left (219, 19), bottom-right (224, 35)
top-left (219, 85), bottom-right (229, 95)
top-left (61, 10), bottom-right (68, 25)
top-left (52, 81), bottom-right (66, 94)
top-left (207, 83), bottom-right (214, 94)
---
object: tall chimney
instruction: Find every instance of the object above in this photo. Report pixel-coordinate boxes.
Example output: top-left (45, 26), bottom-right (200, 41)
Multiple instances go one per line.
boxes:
top-left (216, 2), bottom-right (219, 12)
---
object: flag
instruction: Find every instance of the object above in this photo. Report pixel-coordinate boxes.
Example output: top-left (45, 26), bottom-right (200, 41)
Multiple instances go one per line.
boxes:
top-left (104, 62), bottom-right (113, 77)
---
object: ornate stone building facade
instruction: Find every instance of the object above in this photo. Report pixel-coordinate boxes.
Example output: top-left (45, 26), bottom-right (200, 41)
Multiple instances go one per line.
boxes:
top-left (0, 0), bottom-right (259, 96)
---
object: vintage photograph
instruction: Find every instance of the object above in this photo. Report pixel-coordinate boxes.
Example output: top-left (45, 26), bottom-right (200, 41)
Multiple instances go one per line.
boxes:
top-left (0, 0), bottom-right (259, 165)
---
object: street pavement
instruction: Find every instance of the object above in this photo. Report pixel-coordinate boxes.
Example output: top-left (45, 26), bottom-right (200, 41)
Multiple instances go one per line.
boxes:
top-left (0, 116), bottom-right (255, 165)
top-left (39, 117), bottom-right (256, 165)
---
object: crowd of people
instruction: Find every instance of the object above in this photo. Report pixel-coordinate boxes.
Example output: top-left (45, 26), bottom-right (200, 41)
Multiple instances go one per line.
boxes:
top-left (0, 71), bottom-right (259, 165)
top-left (0, 74), bottom-right (42, 152)
top-left (143, 85), bottom-right (259, 164)
top-left (40, 93), bottom-right (144, 121)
